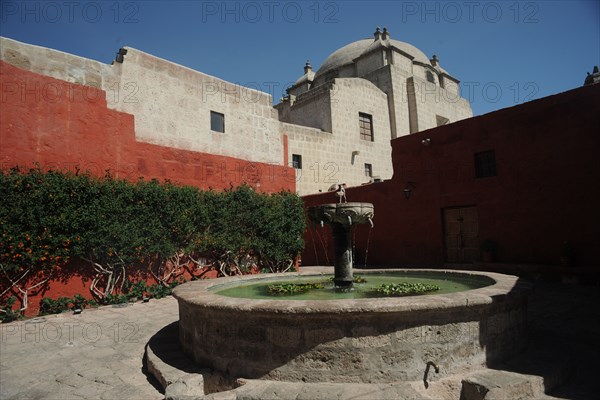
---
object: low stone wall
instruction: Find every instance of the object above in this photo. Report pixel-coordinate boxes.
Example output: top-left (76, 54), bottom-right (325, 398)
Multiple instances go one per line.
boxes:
top-left (174, 268), bottom-right (530, 384)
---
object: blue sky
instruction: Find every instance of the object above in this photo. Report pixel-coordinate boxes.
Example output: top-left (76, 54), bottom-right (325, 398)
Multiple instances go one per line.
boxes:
top-left (1, 0), bottom-right (598, 115)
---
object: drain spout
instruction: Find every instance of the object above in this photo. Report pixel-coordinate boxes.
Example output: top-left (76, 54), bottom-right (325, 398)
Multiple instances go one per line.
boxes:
top-left (423, 361), bottom-right (440, 388)
top-left (320, 220), bottom-right (324, 228)
top-left (428, 361), bottom-right (439, 374)
top-left (348, 216), bottom-right (352, 225)
top-left (368, 218), bottom-right (374, 228)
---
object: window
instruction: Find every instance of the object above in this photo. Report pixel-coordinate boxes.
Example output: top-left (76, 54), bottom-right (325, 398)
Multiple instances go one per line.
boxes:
top-left (210, 111), bottom-right (225, 133)
top-left (474, 150), bottom-right (497, 178)
top-left (292, 154), bottom-right (302, 169)
top-left (426, 70), bottom-right (435, 83)
top-left (364, 163), bottom-right (373, 177)
top-left (359, 113), bottom-right (374, 141)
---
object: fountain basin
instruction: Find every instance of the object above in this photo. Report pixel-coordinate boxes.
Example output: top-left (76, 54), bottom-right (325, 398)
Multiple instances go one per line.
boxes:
top-left (174, 268), bottom-right (530, 384)
top-left (307, 202), bottom-right (374, 227)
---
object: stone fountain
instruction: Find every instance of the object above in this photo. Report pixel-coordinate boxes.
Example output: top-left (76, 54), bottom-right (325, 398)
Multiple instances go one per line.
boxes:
top-left (171, 198), bottom-right (531, 390)
top-left (307, 202), bottom-right (374, 287)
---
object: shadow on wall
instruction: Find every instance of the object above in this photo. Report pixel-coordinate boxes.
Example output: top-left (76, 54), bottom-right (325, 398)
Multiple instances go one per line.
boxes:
top-left (302, 84), bottom-right (600, 268)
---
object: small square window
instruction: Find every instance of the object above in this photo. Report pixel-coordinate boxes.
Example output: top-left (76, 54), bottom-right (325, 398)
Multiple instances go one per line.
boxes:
top-left (359, 113), bottom-right (373, 142)
top-left (210, 111), bottom-right (225, 133)
top-left (474, 150), bottom-right (497, 178)
top-left (364, 163), bottom-right (373, 177)
top-left (292, 154), bottom-right (302, 169)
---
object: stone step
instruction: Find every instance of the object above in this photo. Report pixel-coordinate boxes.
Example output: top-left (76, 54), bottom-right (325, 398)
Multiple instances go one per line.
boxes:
top-left (460, 347), bottom-right (572, 400)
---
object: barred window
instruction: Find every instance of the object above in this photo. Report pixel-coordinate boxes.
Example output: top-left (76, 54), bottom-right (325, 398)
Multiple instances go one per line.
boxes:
top-left (364, 163), bottom-right (373, 177)
top-left (292, 154), bottom-right (302, 169)
top-left (359, 113), bottom-right (373, 141)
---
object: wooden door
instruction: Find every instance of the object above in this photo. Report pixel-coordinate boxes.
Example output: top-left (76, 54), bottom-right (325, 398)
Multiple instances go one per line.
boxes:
top-left (443, 207), bottom-right (479, 263)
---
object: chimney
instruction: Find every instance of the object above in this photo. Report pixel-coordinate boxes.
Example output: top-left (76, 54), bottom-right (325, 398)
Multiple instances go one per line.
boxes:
top-left (373, 27), bottom-right (382, 41)
top-left (382, 27), bottom-right (390, 40)
top-left (430, 54), bottom-right (439, 67)
top-left (304, 60), bottom-right (312, 74)
top-left (115, 48), bottom-right (128, 63)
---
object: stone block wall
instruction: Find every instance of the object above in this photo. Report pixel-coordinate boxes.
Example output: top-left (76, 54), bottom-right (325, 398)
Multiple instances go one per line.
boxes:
top-left (0, 37), bottom-right (285, 166)
top-left (408, 74), bottom-right (472, 132)
top-left (329, 78), bottom-right (393, 182)
top-left (282, 78), bottom-right (393, 194)
top-left (175, 270), bottom-right (530, 384)
top-left (114, 48), bottom-right (284, 165)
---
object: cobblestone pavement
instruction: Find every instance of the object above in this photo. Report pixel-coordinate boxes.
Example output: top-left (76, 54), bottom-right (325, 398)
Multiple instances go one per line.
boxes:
top-left (1, 279), bottom-right (599, 400)
top-left (1, 297), bottom-right (179, 400)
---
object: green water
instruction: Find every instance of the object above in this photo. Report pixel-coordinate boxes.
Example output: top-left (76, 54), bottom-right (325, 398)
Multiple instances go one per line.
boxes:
top-left (213, 272), bottom-right (494, 300)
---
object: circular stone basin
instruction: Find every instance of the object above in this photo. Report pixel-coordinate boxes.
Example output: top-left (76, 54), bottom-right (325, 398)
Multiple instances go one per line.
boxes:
top-left (173, 268), bottom-right (531, 384)
top-left (213, 271), bottom-right (493, 300)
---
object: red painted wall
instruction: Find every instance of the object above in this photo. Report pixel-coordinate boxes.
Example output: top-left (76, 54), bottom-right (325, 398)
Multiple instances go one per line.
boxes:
top-left (0, 61), bottom-right (295, 192)
top-left (303, 84), bottom-right (600, 268)
top-left (0, 61), bottom-right (295, 316)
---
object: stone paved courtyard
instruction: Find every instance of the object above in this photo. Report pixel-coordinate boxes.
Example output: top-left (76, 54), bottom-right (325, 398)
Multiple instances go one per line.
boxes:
top-left (0, 297), bottom-right (177, 399)
top-left (1, 277), bottom-right (599, 399)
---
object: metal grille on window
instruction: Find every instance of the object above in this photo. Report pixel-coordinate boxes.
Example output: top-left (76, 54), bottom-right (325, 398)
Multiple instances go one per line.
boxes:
top-left (359, 113), bottom-right (373, 141)
top-left (364, 163), bottom-right (372, 177)
top-left (292, 154), bottom-right (302, 169)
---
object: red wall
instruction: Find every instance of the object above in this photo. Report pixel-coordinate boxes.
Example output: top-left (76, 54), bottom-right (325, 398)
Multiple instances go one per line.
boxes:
top-left (303, 84), bottom-right (600, 268)
top-left (0, 61), bottom-right (295, 192)
top-left (0, 61), bottom-right (295, 316)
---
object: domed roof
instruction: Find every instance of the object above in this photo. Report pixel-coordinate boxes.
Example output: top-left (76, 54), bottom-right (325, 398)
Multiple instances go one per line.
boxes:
top-left (314, 35), bottom-right (433, 80)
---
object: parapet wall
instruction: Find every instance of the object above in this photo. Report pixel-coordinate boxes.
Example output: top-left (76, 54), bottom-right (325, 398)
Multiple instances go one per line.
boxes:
top-left (0, 37), bottom-right (285, 165)
top-left (0, 59), bottom-right (294, 192)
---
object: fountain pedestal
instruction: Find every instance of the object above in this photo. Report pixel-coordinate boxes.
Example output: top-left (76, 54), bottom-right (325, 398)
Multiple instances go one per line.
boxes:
top-left (307, 202), bottom-right (374, 287)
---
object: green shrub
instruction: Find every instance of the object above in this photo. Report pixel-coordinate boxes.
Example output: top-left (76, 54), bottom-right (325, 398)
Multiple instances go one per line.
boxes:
top-left (72, 294), bottom-right (88, 310)
top-left (0, 296), bottom-right (21, 322)
top-left (124, 280), bottom-right (148, 300)
top-left (1, 168), bottom-right (305, 307)
top-left (103, 293), bottom-right (128, 305)
top-left (39, 296), bottom-right (73, 315)
top-left (146, 280), bottom-right (180, 299)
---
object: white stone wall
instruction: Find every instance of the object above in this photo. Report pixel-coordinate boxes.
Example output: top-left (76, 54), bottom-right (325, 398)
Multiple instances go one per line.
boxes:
top-left (2, 36), bottom-right (473, 196)
top-left (282, 122), bottom-right (334, 195)
top-left (356, 51), bottom-right (383, 77)
top-left (0, 37), bottom-right (284, 165)
top-left (408, 74), bottom-right (472, 131)
top-left (390, 49), bottom-right (414, 74)
top-left (114, 48), bottom-right (283, 164)
top-left (0, 36), bottom-right (118, 95)
top-left (278, 84), bottom-right (333, 132)
top-left (284, 78), bottom-right (393, 195)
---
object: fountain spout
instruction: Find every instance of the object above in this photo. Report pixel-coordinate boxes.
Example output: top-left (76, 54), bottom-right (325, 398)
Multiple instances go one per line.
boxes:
top-left (368, 218), bottom-right (374, 228)
top-left (307, 202), bottom-right (374, 288)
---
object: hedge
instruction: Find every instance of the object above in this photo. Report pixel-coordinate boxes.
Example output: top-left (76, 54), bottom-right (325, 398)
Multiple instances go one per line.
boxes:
top-left (0, 167), bottom-right (305, 316)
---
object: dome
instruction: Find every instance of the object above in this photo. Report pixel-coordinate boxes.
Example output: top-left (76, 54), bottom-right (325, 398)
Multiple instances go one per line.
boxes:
top-left (314, 35), bottom-right (433, 81)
